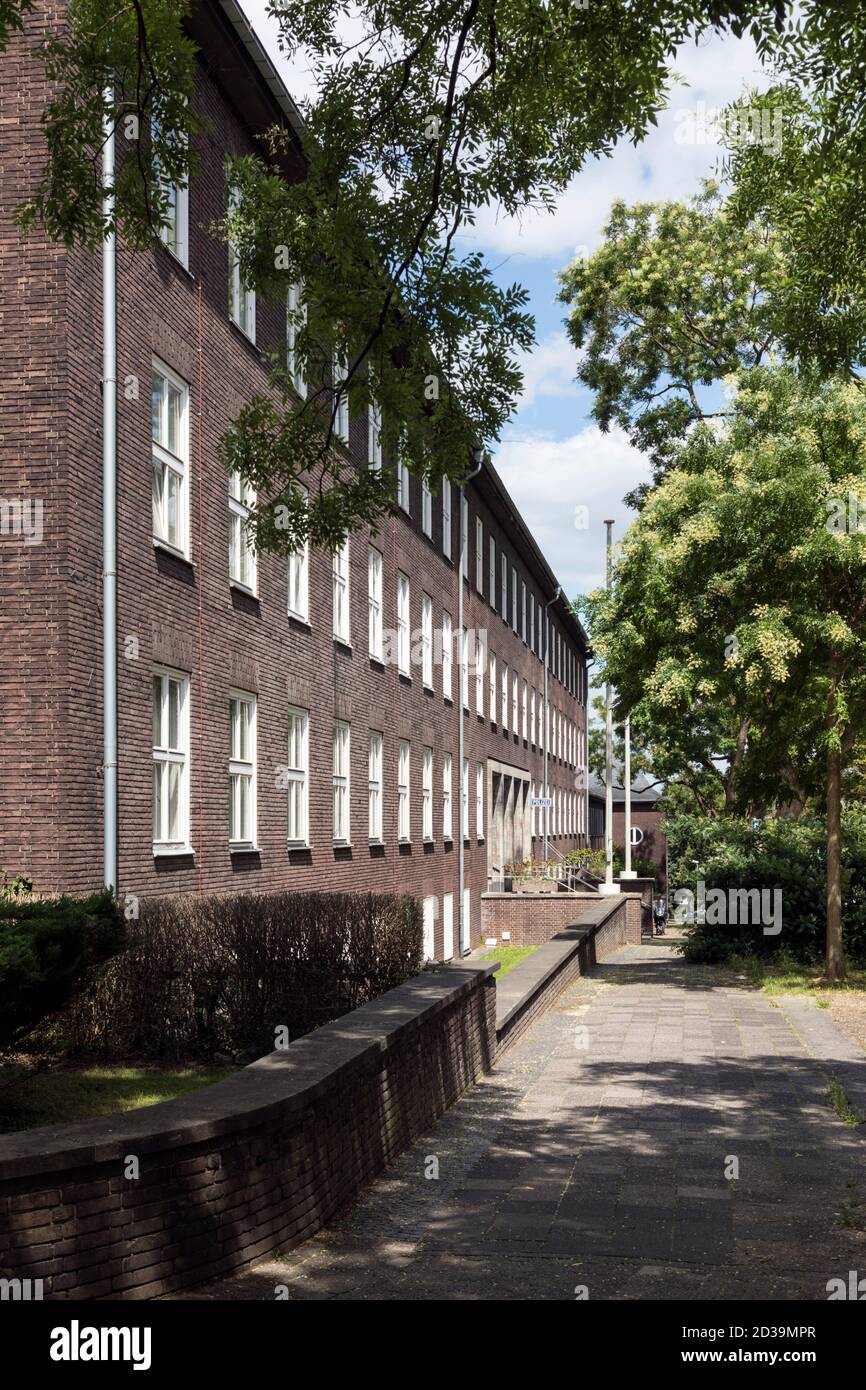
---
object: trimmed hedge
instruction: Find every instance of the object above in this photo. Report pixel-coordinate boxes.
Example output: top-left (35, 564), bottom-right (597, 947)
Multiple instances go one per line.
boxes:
top-left (60, 889), bottom-right (423, 1060)
top-left (667, 810), bottom-right (866, 963)
top-left (0, 891), bottom-right (126, 1046)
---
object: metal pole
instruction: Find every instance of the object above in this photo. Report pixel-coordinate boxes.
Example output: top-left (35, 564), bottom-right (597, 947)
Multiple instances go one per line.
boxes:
top-left (622, 715), bottom-right (636, 880)
top-left (599, 520), bottom-right (620, 896)
top-left (102, 89), bottom-right (118, 893)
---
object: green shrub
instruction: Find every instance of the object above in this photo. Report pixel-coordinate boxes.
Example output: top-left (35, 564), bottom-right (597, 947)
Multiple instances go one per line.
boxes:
top-left (0, 890), bottom-right (126, 1046)
top-left (667, 810), bottom-right (866, 964)
top-left (60, 889), bottom-right (423, 1061)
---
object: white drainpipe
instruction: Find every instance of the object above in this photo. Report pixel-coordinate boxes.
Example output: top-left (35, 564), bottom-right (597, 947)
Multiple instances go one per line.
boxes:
top-left (102, 91), bottom-right (118, 892)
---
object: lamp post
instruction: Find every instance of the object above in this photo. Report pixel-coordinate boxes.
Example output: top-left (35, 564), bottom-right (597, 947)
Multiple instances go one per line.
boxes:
top-left (599, 519), bottom-right (620, 896)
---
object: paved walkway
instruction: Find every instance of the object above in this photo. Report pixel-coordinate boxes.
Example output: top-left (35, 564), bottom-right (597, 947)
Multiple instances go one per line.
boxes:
top-left (180, 943), bottom-right (866, 1301)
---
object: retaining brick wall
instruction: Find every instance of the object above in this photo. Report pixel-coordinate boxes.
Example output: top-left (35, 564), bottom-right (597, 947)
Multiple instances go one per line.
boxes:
top-left (0, 896), bottom-right (637, 1300)
top-left (0, 964), bottom-right (498, 1300)
top-left (495, 896), bottom-right (640, 1054)
top-left (481, 890), bottom-right (608, 946)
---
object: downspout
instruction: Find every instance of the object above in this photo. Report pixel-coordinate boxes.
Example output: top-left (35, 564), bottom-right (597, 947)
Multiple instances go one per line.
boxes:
top-left (543, 586), bottom-right (561, 863)
top-left (458, 446), bottom-right (484, 954)
top-left (102, 91), bottom-right (118, 893)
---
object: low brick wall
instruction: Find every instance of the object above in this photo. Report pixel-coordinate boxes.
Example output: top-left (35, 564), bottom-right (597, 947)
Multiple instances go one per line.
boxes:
top-left (495, 895), bottom-right (641, 1054)
top-left (481, 890), bottom-right (606, 946)
top-left (0, 895), bottom-right (640, 1301)
top-left (0, 964), bottom-right (497, 1300)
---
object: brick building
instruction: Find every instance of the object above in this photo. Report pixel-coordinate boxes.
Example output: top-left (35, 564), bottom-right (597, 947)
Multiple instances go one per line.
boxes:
top-left (0, 0), bottom-right (590, 959)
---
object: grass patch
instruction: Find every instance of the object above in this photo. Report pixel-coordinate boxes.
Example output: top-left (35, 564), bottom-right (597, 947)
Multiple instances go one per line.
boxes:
top-left (729, 954), bottom-right (866, 996)
top-left (481, 945), bottom-right (539, 979)
top-left (827, 1075), bottom-right (866, 1127)
top-left (0, 1060), bottom-right (232, 1134)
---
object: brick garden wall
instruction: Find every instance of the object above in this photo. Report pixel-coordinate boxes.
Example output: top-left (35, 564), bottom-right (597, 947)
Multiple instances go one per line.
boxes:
top-left (0, 963), bottom-right (498, 1300)
top-left (0, 896), bottom-right (638, 1299)
top-left (481, 891), bottom-right (609, 946)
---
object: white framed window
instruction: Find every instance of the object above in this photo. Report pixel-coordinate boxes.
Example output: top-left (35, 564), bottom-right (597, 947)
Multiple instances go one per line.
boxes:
top-left (521, 581), bottom-right (527, 642)
top-left (228, 186), bottom-right (255, 340)
top-left (155, 120), bottom-right (188, 267)
top-left (475, 630), bottom-right (485, 716)
top-left (501, 553), bottom-right (507, 621)
top-left (152, 667), bottom-right (189, 852)
top-left (522, 679), bottom-right (528, 740)
top-left (332, 536), bottom-right (350, 643)
top-left (398, 739), bottom-right (410, 841)
top-left (397, 572), bottom-right (410, 676)
top-left (228, 469), bottom-right (256, 592)
top-left (368, 546), bottom-right (383, 659)
top-left (512, 567), bottom-right (518, 632)
top-left (530, 595), bottom-right (535, 652)
top-left (368, 730), bottom-right (383, 840)
top-left (489, 536), bottom-right (496, 608)
top-left (422, 745), bottom-right (433, 840)
top-left (462, 758), bottom-right (469, 836)
top-left (460, 493), bottom-right (469, 579)
top-left (398, 459), bottom-right (411, 513)
top-left (422, 479), bottom-right (432, 537)
top-left (442, 481), bottom-right (452, 559)
top-left (442, 892), bottom-right (454, 959)
top-left (443, 752), bottom-right (453, 839)
top-left (461, 628), bottom-right (470, 709)
top-left (151, 361), bottom-right (189, 557)
top-left (229, 691), bottom-right (256, 847)
top-left (531, 687), bottom-right (537, 746)
top-left (442, 609), bottom-right (453, 699)
top-left (332, 721), bottom-right (350, 843)
top-left (287, 485), bottom-right (309, 622)
top-left (423, 894), bottom-right (437, 962)
top-left (476, 763), bottom-right (484, 838)
top-left (501, 662), bottom-right (508, 729)
top-left (489, 651), bottom-right (497, 721)
top-left (421, 592), bottom-right (434, 688)
top-left (333, 347), bottom-right (349, 444)
top-left (512, 670), bottom-right (518, 732)
top-left (286, 282), bottom-right (306, 397)
top-left (476, 516), bottom-right (484, 592)
top-left (368, 399), bottom-right (382, 471)
top-left (287, 706), bottom-right (309, 844)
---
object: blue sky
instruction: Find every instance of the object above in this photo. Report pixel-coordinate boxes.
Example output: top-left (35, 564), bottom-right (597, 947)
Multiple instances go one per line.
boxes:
top-left (240, 3), bottom-right (773, 597)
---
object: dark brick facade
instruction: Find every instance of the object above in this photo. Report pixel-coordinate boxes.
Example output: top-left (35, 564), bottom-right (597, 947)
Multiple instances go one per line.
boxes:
top-left (0, 1), bottom-right (589, 958)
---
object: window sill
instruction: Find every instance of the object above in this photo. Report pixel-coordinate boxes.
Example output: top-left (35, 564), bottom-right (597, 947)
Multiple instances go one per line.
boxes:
top-left (228, 316), bottom-right (258, 353)
top-left (368, 837), bottom-right (385, 847)
top-left (288, 841), bottom-right (310, 850)
top-left (230, 580), bottom-right (258, 600)
top-left (398, 671), bottom-right (412, 683)
top-left (154, 538), bottom-right (193, 567)
top-left (288, 610), bottom-right (311, 628)
top-left (153, 846), bottom-right (194, 858)
top-left (398, 839), bottom-right (412, 846)
top-left (333, 635), bottom-right (352, 652)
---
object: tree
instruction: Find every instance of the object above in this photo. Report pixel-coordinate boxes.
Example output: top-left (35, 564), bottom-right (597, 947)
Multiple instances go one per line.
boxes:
top-left (10, 0), bottom-right (793, 549)
top-left (588, 367), bottom-right (866, 980)
top-left (558, 182), bottom-right (787, 501)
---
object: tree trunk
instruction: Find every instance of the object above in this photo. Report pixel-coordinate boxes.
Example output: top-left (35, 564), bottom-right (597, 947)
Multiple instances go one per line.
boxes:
top-left (826, 741), bottom-right (845, 982)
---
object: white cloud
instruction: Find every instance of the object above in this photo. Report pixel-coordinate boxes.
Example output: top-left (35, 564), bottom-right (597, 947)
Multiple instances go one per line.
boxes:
top-left (493, 426), bottom-right (651, 598)
top-left (515, 331), bottom-right (580, 408)
top-left (470, 30), bottom-right (775, 262)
